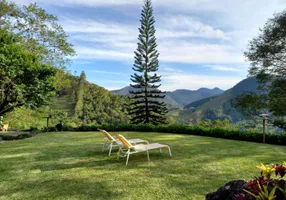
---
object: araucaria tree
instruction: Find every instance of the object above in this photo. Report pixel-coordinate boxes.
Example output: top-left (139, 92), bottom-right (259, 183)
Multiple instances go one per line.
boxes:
top-left (129, 0), bottom-right (167, 124)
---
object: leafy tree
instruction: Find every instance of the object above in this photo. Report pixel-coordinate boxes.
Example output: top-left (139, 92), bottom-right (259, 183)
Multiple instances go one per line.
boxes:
top-left (273, 118), bottom-right (286, 132)
top-left (231, 92), bottom-right (268, 117)
top-left (268, 78), bottom-right (286, 116)
top-left (0, 0), bottom-right (17, 25)
top-left (5, 107), bottom-right (46, 130)
top-left (234, 10), bottom-right (286, 121)
top-left (245, 11), bottom-right (286, 81)
top-left (0, 0), bottom-right (75, 68)
top-left (0, 28), bottom-right (56, 115)
top-left (129, 0), bottom-right (167, 125)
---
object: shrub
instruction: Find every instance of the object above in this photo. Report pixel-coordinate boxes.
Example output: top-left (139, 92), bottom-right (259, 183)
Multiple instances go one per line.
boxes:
top-left (41, 123), bottom-right (286, 146)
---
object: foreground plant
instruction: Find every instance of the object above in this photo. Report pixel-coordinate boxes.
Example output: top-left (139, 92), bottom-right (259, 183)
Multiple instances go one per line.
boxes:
top-left (244, 181), bottom-right (277, 200)
top-left (239, 162), bottom-right (286, 200)
top-left (257, 164), bottom-right (276, 179)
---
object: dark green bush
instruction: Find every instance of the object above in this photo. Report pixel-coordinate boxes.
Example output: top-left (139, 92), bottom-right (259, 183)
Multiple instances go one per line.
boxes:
top-left (43, 123), bottom-right (286, 146)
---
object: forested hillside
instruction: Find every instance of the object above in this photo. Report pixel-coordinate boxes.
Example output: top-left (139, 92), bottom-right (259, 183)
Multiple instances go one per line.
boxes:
top-left (169, 77), bottom-right (260, 124)
top-left (4, 74), bottom-right (261, 129)
top-left (5, 72), bottom-right (129, 130)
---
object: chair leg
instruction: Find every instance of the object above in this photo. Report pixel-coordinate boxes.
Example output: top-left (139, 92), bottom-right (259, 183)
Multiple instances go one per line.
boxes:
top-left (147, 149), bottom-right (150, 162)
top-left (102, 140), bottom-right (107, 152)
top-left (108, 142), bottom-right (113, 156)
top-left (168, 147), bottom-right (172, 157)
top-left (117, 147), bottom-right (121, 160)
top-left (102, 143), bottom-right (105, 152)
top-left (126, 150), bottom-right (130, 166)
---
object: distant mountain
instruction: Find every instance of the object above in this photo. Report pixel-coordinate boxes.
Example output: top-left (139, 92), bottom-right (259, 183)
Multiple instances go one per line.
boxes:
top-left (112, 86), bottom-right (132, 96)
top-left (184, 96), bottom-right (218, 109)
top-left (112, 86), bottom-right (224, 108)
top-left (166, 87), bottom-right (224, 107)
top-left (111, 86), bottom-right (181, 108)
top-left (172, 77), bottom-right (260, 124)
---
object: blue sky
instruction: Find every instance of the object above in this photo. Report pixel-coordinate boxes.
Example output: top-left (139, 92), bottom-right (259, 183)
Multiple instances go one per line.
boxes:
top-left (15, 0), bottom-right (286, 91)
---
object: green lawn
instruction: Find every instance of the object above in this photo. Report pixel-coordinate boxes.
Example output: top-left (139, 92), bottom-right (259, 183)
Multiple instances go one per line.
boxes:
top-left (1, 132), bottom-right (286, 200)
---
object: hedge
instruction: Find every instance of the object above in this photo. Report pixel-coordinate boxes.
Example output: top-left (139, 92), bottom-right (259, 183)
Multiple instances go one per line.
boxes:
top-left (44, 124), bottom-right (286, 146)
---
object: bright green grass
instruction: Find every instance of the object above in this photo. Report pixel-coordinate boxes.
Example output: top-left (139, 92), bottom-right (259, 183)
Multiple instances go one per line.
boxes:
top-left (1, 132), bottom-right (286, 200)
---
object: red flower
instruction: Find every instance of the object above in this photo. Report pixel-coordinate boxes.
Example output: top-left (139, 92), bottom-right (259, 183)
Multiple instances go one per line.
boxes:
top-left (272, 164), bottom-right (286, 178)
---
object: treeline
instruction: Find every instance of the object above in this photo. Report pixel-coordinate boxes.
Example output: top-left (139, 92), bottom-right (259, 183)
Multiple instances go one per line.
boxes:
top-left (71, 72), bottom-right (129, 125)
top-left (5, 71), bottom-right (130, 130)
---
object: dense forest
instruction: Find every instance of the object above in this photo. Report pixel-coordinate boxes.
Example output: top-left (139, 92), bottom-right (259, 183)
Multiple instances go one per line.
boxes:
top-left (5, 72), bottom-right (130, 130)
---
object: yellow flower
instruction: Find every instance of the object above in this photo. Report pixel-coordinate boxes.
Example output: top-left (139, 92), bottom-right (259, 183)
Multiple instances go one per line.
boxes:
top-left (256, 164), bottom-right (276, 179)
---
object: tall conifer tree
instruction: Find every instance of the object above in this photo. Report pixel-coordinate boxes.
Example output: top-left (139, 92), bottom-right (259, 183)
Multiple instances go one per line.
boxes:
top-left (129, 0), bottom-right (167, 124)
top-left (75, 71), bottom-right (86, 119)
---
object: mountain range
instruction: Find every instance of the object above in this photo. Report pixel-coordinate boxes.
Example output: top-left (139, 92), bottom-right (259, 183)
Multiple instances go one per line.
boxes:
top-left (170, 77), bottom-right (259, 124)
top-left (112, 77), bottom-right (260, 124)
top-left (112, 86), bottom-right (224, 108)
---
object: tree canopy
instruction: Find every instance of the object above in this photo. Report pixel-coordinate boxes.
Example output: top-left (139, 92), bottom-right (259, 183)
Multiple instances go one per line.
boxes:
top-left (245, 11), bottom-right (286, 80)
top-left (0, 28), bottom-right (56, 115)
top-left (0, 0), bottom-right (76, 116)
top-left (234, 10), bottom-right (286, 120)
top-left (0, 0), bottom-right (75, 68)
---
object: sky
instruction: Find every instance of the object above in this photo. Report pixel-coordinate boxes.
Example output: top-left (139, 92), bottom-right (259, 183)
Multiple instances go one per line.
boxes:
top-left (14, 0), bottom-right (286, 91)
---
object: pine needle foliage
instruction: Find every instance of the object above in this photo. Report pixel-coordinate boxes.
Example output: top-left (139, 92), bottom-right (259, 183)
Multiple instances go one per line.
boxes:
top-left (129, 0), bottom-right (167, 125)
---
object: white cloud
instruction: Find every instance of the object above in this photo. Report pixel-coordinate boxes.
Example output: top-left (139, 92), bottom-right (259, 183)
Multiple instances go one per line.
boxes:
top-left (73, 60), bottom-right (92, 65)
top-left (96, 80), bottom-right (129, 84)
top-left (62, 18), bottom-right (135, 35)
top-left (160, 71), bottom-right (244, 91)
top-left (66, 16), bottom-right (244, 64)
top-left (73, 46), bottom-right (133, 61)
top-left (12, 0), bottom-right (286, 91)
top-left (13, 0), bottom-right (206, 8)
top-left (158, 41), bottom-right (244, 64)
top-left (162, 67), bottom-right (184, 73)
top-left (206, 65), bottom-right (246, 72)
top-left (159, 15), bottom-right (229, 40)
top-left (89, 70), bottom-right (127, 76)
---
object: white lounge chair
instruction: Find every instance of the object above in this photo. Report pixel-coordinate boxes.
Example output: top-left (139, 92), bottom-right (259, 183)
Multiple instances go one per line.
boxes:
top-left (115, 133), bottom-right (172, 166)
top-left (98, 129), bottom-right (149, 156)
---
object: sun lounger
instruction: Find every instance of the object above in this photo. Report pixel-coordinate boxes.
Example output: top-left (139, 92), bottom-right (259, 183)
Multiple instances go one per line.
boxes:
top-left (115, 133), bottom-right (172, 166)
top-left (98, 129), bottom-right (148, 156)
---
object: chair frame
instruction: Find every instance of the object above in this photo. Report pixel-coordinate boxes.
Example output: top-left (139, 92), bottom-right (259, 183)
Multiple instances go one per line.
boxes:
top-left (98, 129), bottom-right (148, 156)
top-left (115, 133), bottom-right (172, 166)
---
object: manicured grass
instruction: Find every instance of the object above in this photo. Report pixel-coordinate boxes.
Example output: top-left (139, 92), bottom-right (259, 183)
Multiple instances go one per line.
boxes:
top-left (1, 132), bottom-right (286, 200)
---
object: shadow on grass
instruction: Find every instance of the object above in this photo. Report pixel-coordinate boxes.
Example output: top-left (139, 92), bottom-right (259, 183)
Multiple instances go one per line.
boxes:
top-left (0, 178), bottom-right (123, 200)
